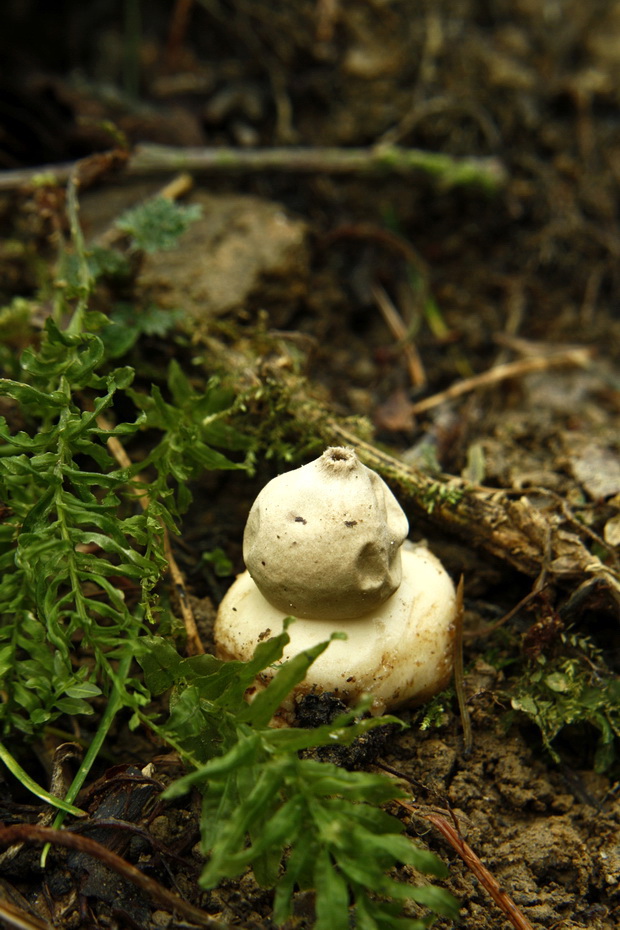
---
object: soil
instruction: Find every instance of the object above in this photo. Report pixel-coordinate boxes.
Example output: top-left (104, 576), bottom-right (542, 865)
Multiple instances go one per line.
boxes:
top-left (1, 2), bottom-right (620, 929)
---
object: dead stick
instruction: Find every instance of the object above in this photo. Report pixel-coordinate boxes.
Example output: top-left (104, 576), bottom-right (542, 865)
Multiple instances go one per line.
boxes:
top-left (0, 898), bottom-right (50, 930)
top-left (464, 586), bottom-right (543, 640)
top-left (0, 824), bottom-right (225, 929)
top-left (97, 417), bottom-right (205, 655)
top-left (452, 577), bottom-right (472, 755)
top-left (424, 813), bottom-right (536, 930)
top-left (409, 348), bottom-right (592, 415)
top-left (372, 282), bottom-right (426, 388)
top-left (130, 144), bottom-right (507, 189)
top-left (0, 145), bottom-right (507, 192)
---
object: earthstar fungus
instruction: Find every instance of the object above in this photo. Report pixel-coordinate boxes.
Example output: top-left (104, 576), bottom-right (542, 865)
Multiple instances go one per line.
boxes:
top-left (214, 447), bottom-right (457, 712)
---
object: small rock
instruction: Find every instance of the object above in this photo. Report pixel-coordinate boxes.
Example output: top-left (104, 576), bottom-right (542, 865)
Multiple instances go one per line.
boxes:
top-left (137, 191), bottom-right (309, 326)
top-left (563, 433), bottom-right (620, 499)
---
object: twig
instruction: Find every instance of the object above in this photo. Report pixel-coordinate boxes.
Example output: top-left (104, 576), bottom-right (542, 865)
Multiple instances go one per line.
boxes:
top-left (97, 416), bottom-right (205, 655)
top-left (371, 283), bottom-right (427, 388)
top-left (133, 144), bottom-right (507, 189)
top-left (0, 824), bottom-right (225, 929)
top-left (0, 898), bottom-right (50, 930)
top-left (162, 532), bottom-right (205, 656)
top-left (424, 813), bottom-right (536, 930)
top-left (463, 586), bottom-right (545, 640)
top-left (0, 144), bottom-right (507, 192)
top-left (409, 348), bottom-right (593, 416)
top-left (322, 223), bottom-right (431, 281)
top-left (493, 333), bottom-right (589, 357)
top-left (465, 529), bottom-right (552, 640)
top-left (158, 171), bottom-right (194, 200)
top-left (452, 577), bottom-right (472, 755)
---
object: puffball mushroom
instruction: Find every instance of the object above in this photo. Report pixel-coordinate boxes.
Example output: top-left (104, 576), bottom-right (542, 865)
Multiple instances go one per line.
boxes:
top-left (244, 444), bottom-right (409, 620)
top-left (214, 447), bottom-right (457, 712)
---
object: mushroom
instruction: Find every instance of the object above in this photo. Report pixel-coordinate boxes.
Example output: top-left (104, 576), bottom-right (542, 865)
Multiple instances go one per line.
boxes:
top-left (214, 447), bottom-right (457, 713)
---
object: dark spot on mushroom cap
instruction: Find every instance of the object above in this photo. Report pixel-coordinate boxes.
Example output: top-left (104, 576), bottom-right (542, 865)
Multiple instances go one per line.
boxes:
top-left (344, 520), bottom-right (357, 527)
top-left (294, 516), bottom-right (307, 524)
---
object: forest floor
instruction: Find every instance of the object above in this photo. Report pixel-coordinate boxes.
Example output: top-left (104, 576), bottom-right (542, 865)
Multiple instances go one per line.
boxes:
top-left (1, 2), bottom-right (620, 929)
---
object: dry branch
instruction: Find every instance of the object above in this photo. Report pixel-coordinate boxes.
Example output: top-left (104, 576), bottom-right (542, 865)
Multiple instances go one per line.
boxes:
top-left (408, 348), bottom-right (592, 416)
top-left (97, 416), bottom-right (205, 655)
top-left (424, 812), bottom-right (536, 930)
top-left (0, 144), bottom-right (506, 192)
top-left (0, 824), bottom-right (224, 929)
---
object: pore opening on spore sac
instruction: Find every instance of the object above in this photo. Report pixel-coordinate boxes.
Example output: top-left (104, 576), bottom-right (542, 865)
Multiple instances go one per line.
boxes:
top-left (319, 446), bottom-right (358, 474)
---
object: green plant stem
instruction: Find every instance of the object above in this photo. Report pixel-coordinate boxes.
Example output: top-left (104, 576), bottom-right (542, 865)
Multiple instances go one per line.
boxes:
top-left (63, 651), bottom-right (135, 810)
top-left (136, 708), bottom-right (203, 770)
top-left (51, 392), bottom-right (113, 668)
top-left (41, 650), bottom-right (134, 866)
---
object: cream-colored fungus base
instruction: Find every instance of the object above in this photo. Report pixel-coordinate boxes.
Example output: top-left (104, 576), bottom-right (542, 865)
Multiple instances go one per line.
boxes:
top-left (214, 545), bottom-right (456, 713)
